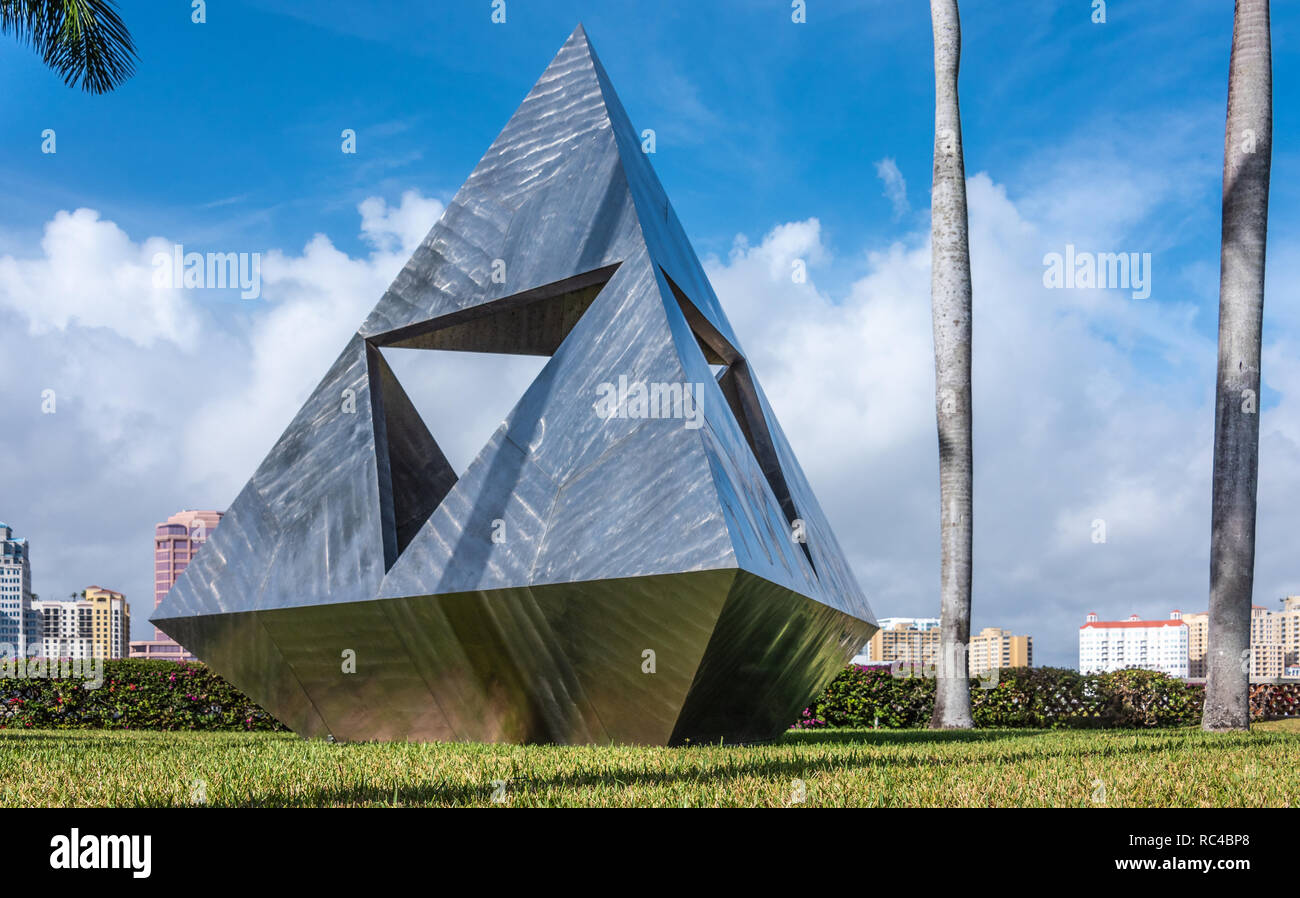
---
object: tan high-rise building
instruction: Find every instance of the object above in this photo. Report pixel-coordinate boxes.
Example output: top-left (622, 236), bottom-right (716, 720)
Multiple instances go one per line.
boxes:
top-left (1182, 610), bottom-right (1209, 677)
top-left (1252, 642), bottom-right (1286, 680)
top-left (1281, 597), bottom-right (1300, 671)
top-left (85, 586), bottom-right (130, 659)
top-left (968, 627), bottom-right (1033, 677)
top-left (866, 618), bottom-right (940, 668)
top-left (867, 618), bottom-right (1032, 676)
top-left (1249, 605), bottom-right (1283, 679)
top-left (1180, 602), bottom-right (1299, 680)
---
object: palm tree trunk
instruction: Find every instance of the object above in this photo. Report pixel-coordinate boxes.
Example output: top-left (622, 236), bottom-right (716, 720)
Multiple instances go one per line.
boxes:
top-left (929, 0), bottom-right (974, 730)
top-left (1204, 0), bottom-right (1272, 733)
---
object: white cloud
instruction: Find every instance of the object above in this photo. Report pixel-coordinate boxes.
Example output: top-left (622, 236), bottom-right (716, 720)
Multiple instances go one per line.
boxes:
top-left (0, 209), bottom-right (200, 348)
top-left (184, 192), bottom-right (445, 496)
top-left (875, 157), bottom-right (910, 221)
top-left (0, 191), bottom-right (443, 634)
top-left (358, 189), bottom-right (446, 255)
top-left (705, 173), bottom-right (1300, 667)
top-left (4, 168), bottom-right (1298, 665)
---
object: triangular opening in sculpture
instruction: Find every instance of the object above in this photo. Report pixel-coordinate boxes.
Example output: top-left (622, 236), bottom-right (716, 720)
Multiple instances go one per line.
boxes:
top-left (378, 348), bottom-right (548, 476)
top-left (366, 263), bottom-right (622, 570)
top-left (370, 263), bottom-right (621, 353)
top-left (662, 269), bottom-right (816, 575)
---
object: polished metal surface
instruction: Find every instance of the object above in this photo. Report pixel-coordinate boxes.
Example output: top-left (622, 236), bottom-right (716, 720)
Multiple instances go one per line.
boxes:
top-left (154, 24), bottom-right (877, 745)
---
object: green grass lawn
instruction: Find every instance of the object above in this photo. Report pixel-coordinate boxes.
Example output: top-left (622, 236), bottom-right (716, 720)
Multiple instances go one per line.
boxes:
top-left (1, 720), bottom-right (1296, 807)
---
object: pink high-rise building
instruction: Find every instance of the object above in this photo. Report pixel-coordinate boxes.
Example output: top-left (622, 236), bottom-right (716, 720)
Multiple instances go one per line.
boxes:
top-left (129, 510), bottom-right (223, 662)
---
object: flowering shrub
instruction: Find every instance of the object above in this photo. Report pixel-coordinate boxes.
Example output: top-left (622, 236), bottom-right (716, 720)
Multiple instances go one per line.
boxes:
top-left (0, 659), bottom-right (285, 731)
top-left (789, 710), bottom-right (825, 729)
top-left (795, 664), bottom-right (935, 729)
top-left (1250, 681), bottom-right (1300, 719)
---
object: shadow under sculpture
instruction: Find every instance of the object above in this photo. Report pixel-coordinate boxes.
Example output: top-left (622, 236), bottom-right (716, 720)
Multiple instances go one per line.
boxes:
top-left (153, 25), bottom-right (878, 745)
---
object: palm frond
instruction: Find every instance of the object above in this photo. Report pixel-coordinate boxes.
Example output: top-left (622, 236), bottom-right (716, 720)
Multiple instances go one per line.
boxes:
top-left (0, 0), bottom-right (137, 93)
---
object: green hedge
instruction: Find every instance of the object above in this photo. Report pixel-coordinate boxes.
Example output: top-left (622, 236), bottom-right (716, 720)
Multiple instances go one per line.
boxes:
top-left (3, 658), bottom-right (1291, 734)
top-left (793, 665), bottom-right (1206, 729)
top-left (0, 659), bottom-right (285, 731)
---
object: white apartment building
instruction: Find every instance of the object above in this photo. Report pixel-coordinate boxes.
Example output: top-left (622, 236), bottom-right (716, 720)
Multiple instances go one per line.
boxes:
top-left (30, 588), bottom-right (131, 660)
top-left (1078, 610), bottom-right (1190, 677)
top-left (0, 522), bottom-right (33, 657)
top-left (876, 617), bottom-right (941, 631)
top-left (31, 598), bottom-right (94, 660)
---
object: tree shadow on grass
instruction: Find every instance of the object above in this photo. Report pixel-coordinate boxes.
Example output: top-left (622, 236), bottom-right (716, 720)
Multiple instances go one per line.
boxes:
top-left (779, 727), bottom-right (1054, 747)
top-left (243, 730), bottom-right (1212, 807)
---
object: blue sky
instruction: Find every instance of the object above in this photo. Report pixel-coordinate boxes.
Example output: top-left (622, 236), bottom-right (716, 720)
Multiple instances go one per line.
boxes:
top-left (5, 1), bottom-right (1293, 292)
top-left (1, 0), bottom-right (1297, 666)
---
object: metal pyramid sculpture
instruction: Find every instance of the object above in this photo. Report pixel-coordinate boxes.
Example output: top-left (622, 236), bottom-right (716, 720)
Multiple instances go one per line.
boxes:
top-left (154, 25), bottom-right (877, 745)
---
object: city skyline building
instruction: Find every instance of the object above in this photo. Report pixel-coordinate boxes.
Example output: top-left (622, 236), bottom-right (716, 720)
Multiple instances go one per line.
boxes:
top-left (862, 617), bottom-right (1033, 676)
top-left (968, 627), bottom-right (1034, 677)
top-left (1280, 597), bottom-right (1300, 671)
top-left (85, 586), bottom-right (130, 659)
top-left (31, 596), bottom-right (93, 659)
top-left (876, 616), bottom-right (941, 632)
top-left (1078, 610), bottom-right (1190, 678)
top-left (864, 618), bottom-right (940, 668)
top-left (129, 510), bottom-right (222, 662)
top-left (0, 522), bottom-right (33, 657)
top-left (1177, 600), bottom-right (1300, 680)
top-left (1182, 609), bottom-right (1209, 678)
